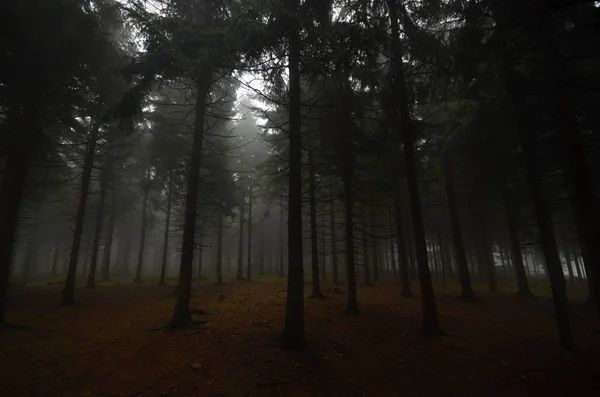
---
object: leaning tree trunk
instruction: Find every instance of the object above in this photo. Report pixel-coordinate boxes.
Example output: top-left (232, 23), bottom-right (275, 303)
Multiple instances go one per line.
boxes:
top-left (216, 203), bottom-right (224, 285)
top-left (246, 184), bottom-right (253, 282)
top-left (159, 175), bottom-right (173, 285)
top-left (388, 0), bottom-right (441, 336)
top-left (101, 192), bottom-right (116, 282)
top-left (86, 178), bottom-right (108, 289)
top-left (503, 187), bottom-right (533, 297)
top-left (62, 121), bottom-right (100, 306)
top-left (308, 152), bottom-right (323, 297)
top-left (280, 15), bottom-right (305, 349)
top-left (444, 158), bottom-right (475, 300)
top-left (522, 126), bottom-right (573, 349)
top-left (134, 172), bottom-right (150, 284)
top-left (170, 78), bottom-right (210, 329)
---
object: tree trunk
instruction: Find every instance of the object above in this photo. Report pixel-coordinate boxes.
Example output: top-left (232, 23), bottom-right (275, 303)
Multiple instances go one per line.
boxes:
top-left (503, 187), bottom-right (533, 296)
top-left (479, 213), bottom-right (498, 292)
top-left (330, 200), bottom-right (339, 284)
top-left (538, 8), bottom-right (600, 318)
top-left (134, 171), bottom-right (150, 284)
top-left (308, 152), bottom-right (322, 297)
top-left (170, 78), bottom-right (210, 329)
top-left (280, 17), bottom-right (305, 349)
top-left (444, 158), bottom-right (475, 300)
top-left (216, 203), bottom-right (224, 285)
top-left (360, 206), bottom-right (371, 286)
top-left (522, 126), bottom-right (573, 348)
top-left (237, 191), bottom-right (245, 280)
top-left (86, 178), bottom-right (108, 289)
top-left (62, 121), bottom-right (100, 305)
top-left (493, 0), bottom-right (573, 350)
top-left (342, 143), bottom-right (358, 315)
top-left (246, 185), bottom-right (253, 281)
top-left (393, 195), bottom-right (411, 297)
top-left (159, 175), bottom-right (173, 285)
top-left (101, 192), bottom-right (116, 282)
top-left (278, 198), bottom-right (285, 278)
top-left (388, 208), bottom-right (397, 280)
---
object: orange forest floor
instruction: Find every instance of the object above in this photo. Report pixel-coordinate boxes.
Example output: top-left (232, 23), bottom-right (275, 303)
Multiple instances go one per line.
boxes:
top-left (1, 277), bottom-right (600, 397)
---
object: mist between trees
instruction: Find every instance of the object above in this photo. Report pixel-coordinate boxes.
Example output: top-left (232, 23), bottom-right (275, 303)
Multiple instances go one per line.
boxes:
top-left (1, 0), bottom-right (600, 381)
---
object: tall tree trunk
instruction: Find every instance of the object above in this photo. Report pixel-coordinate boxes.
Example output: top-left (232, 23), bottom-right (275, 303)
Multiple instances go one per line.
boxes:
top-left (62, 122), bottom-right (100, 305)
top-left (159, 175), bottom-right (173, 285)
top-left (479, 213), bottom-right (498, 292)
top-left (330, 200), bottom-right (339, 284)
top-left (503, 187), bottom-right (533, 297)
top-left (216, 203), bottom-right (224, 285)
top-left (444, 158), bottom-right (475, 300)
top-left (393, 195), bottom-right (411, 296)
top-left (522, 126), bottom-right (573, 348)
top-left (320, 215), bottom-right (327, 281)
top-left (237, 191), bottom-right (245, 280)
top-left (388, 208), bottom-right (398, 280)
top-left (196, 233), bottom-right (204, 282)
top-left (342, 143), bottom-right (358, 315)
top-left (308, 152), bottom-right (322, 297)
top-left (280, 15), bottom-right (305, 349)
top-left (360, 206), bottom-right (371, 286)
top-left (493, 0), bottom-right (573, 350)
top-left (246, 185), bottom-right (253, 281)
top-left (0, 108), bottom-right (41, 324)
top-left (278, 198), bottom-right (285, 278)
top-left (170, 78), bottom-right (210, 329)
top-left (538, 7), bottom-right (600, 318)
top-left (101, 192), bottom-right (116, 282)
top-left (134, 171), bottom-right (150, 284)
top-left (86, 178), bottom-right (108, 289)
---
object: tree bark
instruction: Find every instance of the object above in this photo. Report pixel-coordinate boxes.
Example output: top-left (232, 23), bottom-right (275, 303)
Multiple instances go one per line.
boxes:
top-left (216, 203), bottom-right (224, 285)
top-left (444, 158), bottom-right (475, 300)
top-left (62, 121), bottom-right (100, 305)
top-left (278, 198), bottom-right (285, 278)
top-left (330, 200), bottom-right (339, 284)
top-left (101, 191), bottom-right (116, 282)
top-left (170, 78), bottom-right (210, 329)
top-left (393, 195), bottom-right (411, 297)
top-left (308, 152), bottom-right (323, 297)
top-left (246, 185), bottom-right (253, 281)
top-left (86, 177), bottom-right (108, 289)
top-left (134, 170), bottom-right (150, 284)
top-left (503, 187), bottom-right (533, 297)
top-left (280, 15), bottom-right (305, 349)
top-left (237, 190), bottom-right (245, 280)
top-left (159, 175), bottom-right (173, 285)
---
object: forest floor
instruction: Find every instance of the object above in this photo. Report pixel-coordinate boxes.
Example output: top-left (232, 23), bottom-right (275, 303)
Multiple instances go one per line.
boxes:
top-left (1, 277), bottom-right (599, 397)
